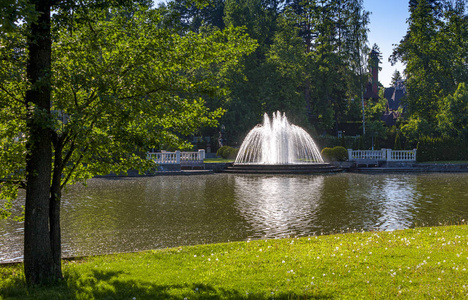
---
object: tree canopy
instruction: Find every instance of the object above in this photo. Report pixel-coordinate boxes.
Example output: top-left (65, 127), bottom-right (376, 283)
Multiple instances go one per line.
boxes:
top-left (0, 0), bottom-right (255, 284)
top-left (392, 0), bottom-right (468, 143)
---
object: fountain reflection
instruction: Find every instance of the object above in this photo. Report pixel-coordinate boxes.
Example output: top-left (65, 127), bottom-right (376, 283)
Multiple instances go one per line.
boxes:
top-left (233, 175), bottom-right (324, 238)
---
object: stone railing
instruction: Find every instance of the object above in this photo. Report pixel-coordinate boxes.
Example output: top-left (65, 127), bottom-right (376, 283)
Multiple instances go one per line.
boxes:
top-left (348, 149), bottom-right (417, 162)
top-left (147, 150), bottom-right (206, 165)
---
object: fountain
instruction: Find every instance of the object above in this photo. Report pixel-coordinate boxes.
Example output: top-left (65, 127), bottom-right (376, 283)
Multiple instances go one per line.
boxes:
top-left (225, 112), bottom-right (340, 174)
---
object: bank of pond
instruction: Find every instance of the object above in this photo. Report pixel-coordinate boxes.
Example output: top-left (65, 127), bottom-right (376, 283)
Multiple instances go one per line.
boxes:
top-left (1, 224), bottom-right (468, 299)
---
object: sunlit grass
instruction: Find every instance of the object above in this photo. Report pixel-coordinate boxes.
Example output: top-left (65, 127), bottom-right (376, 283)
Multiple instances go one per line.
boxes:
top-left (418, 161), bottom-right (468, 164)
top-left (2, 225), bottom-right (468, 299)
top-left (203, 158), bottom-right (234, 163)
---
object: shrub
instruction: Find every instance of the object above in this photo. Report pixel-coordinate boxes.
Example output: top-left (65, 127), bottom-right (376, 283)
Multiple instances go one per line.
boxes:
top-left (394, 132), bottom-right (402, 150)
top-left (216, 146), bottom-right (239, 159)
top-left (321, 147), bottom-right (334, 162)
top-left (227, 148), bottom-right (239, 159)
top-left (332, 146), bottom-right (348, 161)
top-left (321, 146), bottom-right (348, 161)
top-left (216, 146), bottom-right (230, 158)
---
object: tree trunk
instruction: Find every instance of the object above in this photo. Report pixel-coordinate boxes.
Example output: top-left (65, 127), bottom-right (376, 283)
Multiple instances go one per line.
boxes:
top-left (50, 139), bottom-right (64, 279)
top-left (24, 0), bottom-right (55, 285)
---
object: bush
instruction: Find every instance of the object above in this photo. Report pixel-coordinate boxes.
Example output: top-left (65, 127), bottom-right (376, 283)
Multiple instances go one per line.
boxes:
top-left (216, 146), bottom-right (239, 159)
top-left (320, 147), bottom-right (333, 162)
top-left (216, 146), bottom-right (230, 158)
top-left (417, 136), bottom-right (468, 162)
top-left (332, 146), bottom-right (348, 161)
top-left (227, 148), bottom-right (239, 159)
top-left (321, 146), bottom-right (348, 162)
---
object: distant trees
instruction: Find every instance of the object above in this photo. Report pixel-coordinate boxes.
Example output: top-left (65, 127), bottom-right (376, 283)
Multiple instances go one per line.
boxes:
top-left (161, 0), bottom-right (371, 143)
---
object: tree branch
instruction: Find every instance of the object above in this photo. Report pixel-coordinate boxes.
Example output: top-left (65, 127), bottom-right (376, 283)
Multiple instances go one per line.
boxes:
top-left (0, 85), bottom-right (25, 105)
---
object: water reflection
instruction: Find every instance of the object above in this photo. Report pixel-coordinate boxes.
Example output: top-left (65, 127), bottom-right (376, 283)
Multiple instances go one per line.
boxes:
top-left (234, 175), bottom-right (324, 238)
top-left (1, 173), bottom-right (468, 262)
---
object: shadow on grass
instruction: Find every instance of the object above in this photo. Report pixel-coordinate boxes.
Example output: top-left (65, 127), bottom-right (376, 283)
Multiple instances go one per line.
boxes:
top-left (1, 268), bottom-right (333, 300)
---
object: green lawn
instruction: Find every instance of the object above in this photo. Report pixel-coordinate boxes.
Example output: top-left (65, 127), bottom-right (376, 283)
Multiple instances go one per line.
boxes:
top-left (2, 225), bottom-right (468, 299)
top-left (203, 158), bottom-right (234, 163)
top-left (418, 161), bottom-right (468, 164)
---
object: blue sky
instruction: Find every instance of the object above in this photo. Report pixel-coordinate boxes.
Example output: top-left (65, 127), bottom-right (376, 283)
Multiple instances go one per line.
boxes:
top-left (363, 0), bottom-right (410, 87)
top-left (153, 0), bottom-right (410, 87)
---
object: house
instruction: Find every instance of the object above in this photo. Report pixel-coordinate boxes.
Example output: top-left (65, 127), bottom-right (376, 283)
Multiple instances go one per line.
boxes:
top-left (381, 80), bottom-right (406, 126)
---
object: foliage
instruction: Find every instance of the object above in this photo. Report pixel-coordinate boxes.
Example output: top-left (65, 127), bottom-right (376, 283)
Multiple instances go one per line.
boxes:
top-left (0, 1), bottom-right (255, 284)
top-left (0, 6), bottom-right (254, 214)
top-left (417, 136), bottom-right (468, 162)
top-left (216, 145), bottom-right (238, 159)
top-left (164, 0), bottom-right (371, 142)
top-left (332, 146), bottom-right (348, 161)
top-left (2, 225), bottom-right (468, 299)
top-left (315, 135), bottom-right (358, 150)
top-left (320, 147), bottom-right (333, 161)
top-left (391, 0), bottom-right (468, 137)
top-left (391, 70), bottom-right (403, 86)
top-left (436, 83), bottom-right (468, 140)
top-left (321, 146), bottom-right (348, 161)
top-left (401, 115), bottom-right (433, 147)
top-left (394, 132), bottom-right (402, 150)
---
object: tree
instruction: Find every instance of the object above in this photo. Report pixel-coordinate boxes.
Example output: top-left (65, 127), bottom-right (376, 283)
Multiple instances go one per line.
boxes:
top-left (390, 70), bottom-right (403, 86)
top-left (0, 1), bottom-right (255, 285)
top-left (436, 83), bottom-right (468, 140)
top-left (163, 0), bottom-right (225, 32)
top-left (283, 0), bottom-right (370, 133)
top-left (391, 0), bottom-right (467, 140)
top-left (264, 9), bottom-right (309, 124)
top-left (220, 0), bottom-right (278, 143)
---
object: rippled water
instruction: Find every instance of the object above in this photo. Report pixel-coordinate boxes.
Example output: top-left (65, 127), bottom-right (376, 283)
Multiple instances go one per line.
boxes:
top-left (1, 173), bottom-right (468, 262)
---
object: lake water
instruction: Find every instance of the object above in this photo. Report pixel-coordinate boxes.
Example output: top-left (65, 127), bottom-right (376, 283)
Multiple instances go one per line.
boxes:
top-left (1, 173), bottom-right (467, 262)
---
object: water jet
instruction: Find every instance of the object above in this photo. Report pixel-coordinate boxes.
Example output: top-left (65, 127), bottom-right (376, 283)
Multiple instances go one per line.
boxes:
top-left (225, 112), bottom-right (340, 174)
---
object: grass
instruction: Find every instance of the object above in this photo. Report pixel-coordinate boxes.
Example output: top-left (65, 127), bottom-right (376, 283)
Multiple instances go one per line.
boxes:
top-left (203, 158), bottom-right (234, 163)
top-left (418, 161), bottom-right (468, 164)
top-left (2, 225), bottom-right (468, 299)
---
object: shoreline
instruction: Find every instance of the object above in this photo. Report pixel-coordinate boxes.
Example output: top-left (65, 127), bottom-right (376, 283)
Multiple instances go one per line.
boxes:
top-left (3, 222), bottom-right (467, 266)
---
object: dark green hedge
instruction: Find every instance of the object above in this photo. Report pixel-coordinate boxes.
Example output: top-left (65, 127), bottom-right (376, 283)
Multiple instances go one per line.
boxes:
top-left (417, 137), bottom-right (468, 162)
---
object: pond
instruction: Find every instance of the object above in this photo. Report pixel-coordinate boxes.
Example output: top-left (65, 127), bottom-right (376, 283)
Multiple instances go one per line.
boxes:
top-left (1, 173), bottom-right (468, 262)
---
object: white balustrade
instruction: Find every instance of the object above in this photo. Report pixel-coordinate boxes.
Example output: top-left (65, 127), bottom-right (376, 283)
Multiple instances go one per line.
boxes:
top-left (388, 149), bottom-right (417, 161)
top-left (147, 149), bottom-right (206, 165)
top-left (348, 148), bottom-right (417, 162)
top-left (147, 151), bottom-right (181, 164)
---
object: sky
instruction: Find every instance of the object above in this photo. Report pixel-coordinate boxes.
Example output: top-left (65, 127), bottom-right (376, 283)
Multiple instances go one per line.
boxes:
top-left (154, 0), bottom-right (411, 87)
top-left (363, 0), bottom-right (410, 87)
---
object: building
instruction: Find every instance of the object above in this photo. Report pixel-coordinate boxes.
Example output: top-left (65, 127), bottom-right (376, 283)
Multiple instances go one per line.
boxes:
top-left (381, 80), bottom-right (406, 127)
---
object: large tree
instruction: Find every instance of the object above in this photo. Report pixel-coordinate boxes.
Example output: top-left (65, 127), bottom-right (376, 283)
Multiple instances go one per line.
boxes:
top-left (391, 0), bottom-right (467, 141)
top-left (0, 1), bottom-right (254, 284)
